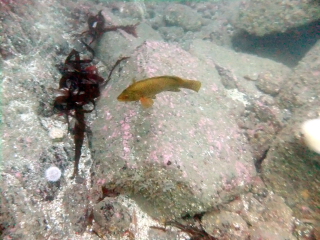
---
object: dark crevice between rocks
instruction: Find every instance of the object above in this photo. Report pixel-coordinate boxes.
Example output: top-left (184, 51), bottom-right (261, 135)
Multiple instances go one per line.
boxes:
top-left (232, 19), bottom-right (320, 68)
top-left (255, 148), bottom-right (269, 173)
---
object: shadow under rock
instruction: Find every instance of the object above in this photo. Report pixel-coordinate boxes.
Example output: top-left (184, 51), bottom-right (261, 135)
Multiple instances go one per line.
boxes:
top-left (232, 19), bottom-right (320, 67)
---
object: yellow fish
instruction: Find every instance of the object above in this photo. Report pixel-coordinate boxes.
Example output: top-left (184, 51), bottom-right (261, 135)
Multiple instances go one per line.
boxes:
top-left (117, 76), bottom-right (201, 108)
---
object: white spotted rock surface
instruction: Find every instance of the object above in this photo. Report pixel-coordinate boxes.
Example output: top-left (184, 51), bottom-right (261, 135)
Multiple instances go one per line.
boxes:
top-left (90, 40), bottom-right (256, 219)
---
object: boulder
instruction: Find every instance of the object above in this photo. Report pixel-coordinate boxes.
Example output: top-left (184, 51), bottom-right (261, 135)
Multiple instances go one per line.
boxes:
top-left (95, 9), bottom-right (162, 67)
top-left (189, 39), bottom-right (290, 97)
top-left (277, 40), bottom-right (320, 110)
top-left (90, 40), bottom-right (256, 219)
top-left (164, 3), bottom-right (203, 32)
top-left (236, 0), bottom-right (320, 36)
top-left (262, 40), bottom-right (320, 214)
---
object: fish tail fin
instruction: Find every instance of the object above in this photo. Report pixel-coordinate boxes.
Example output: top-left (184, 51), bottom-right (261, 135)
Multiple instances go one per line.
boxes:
top-left (182, 80), bottom-right (202, 92)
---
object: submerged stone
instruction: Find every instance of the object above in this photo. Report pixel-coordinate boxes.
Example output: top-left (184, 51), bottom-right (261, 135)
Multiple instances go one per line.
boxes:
top-left (90, 40), bottom-right (256, 219)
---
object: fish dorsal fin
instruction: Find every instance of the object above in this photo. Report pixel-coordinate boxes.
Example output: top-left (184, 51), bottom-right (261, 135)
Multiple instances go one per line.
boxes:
top-left (140, 97), bottom-right (154, 108)
top-left (168, 88), bottom-right (180, 92)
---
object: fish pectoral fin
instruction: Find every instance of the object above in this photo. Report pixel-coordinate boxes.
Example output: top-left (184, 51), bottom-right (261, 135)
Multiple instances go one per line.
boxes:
top-left (140, 97), bottom-right (154, 108)
top-left (132, 78), bottom-right (136, 83)
top-left (151, 95), bottom-right (156, 99)
top-left (168, 87), bottom-right (180, 92)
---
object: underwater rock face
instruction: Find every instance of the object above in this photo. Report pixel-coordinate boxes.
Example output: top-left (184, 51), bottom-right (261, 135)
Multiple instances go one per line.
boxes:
top-left (0, 1), bottom-right (84, 239)
top-left (277, 40), bottom-right (320, 110)
top-left (95, 8), bottom-right (162, 66)
top-left (249, 222), bottom-right (296, 240)
top-left (201, 210), bottom-right (249, 239)
top-left (164, 3), bottom-right (203, 32)
top-left (220, 191), bottom-right (297, 240)
top-left (236, 0), bottom-right (320, 36)
top-left (90, 40), bottom-right (256, 219)
top-left (261, 40), bottom-right (320, 216)
top-left (63, 184), bottom-right (90, 234)
top-left (256, 71), bottom-right (283, 96)
top-left (158, 26), bottom-right (185, 42)
top-left (4, 0), bottom-right (318, 238)
top-left (92, 197), bottom-right (131, 235)
top-left (261, 104), bottom-right (320, 216)
top-left (256, 42), bottom-right (320, 226)
top-left (189, 39), bottom-right (290, 97)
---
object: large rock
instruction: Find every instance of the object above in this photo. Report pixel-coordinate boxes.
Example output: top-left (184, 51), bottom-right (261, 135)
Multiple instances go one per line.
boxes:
top-left (189, 39), bottom-right (290, 96)
top-left (236, 0), bottom-right (320, 36)
top-left (190, 40), bottom-right (291, 162)
top-left (261, 104), bottom-right (320, 214)
top-left (262, 41), bottom-right (320, 218)
top-left (164, 3), bottom-right (203, 32)
top-left (277, 40), bottom-right (320, 110)
top-left (90, 40), bottom-right (256, 219)
top-left (95, 9), bottom-right (162, 67)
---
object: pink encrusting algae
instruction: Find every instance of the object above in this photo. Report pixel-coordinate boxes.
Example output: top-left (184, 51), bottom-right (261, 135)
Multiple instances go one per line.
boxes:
top-left (120, 110), bottom-right (136, 160)
top-left (102, 85), bottom-right (112, 98)
top-left (148, 150), bottom-right (160, 164)
top-left (198, 117), bottom-right (217, 144)
top-left (235, 160), bottom-right (254, 186)
top-left (221, 174), bottom-right (235, 192)
top-left (162, 152), bottom-right (173, 166)
top-left (211, 83), bottom-right (219, 92)
top-left (140, 41), bottom-right (201, 80)
top-left (90, 39), bottom-right (257, 223)
top-left (148, 143), bottom-right (181, 166)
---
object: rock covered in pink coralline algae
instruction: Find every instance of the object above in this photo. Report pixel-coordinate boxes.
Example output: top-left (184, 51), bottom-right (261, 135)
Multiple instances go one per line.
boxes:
top-left (262, 40), bottom-right (320, 226)
top-left (201, 210), bottom-right (249, 239)
top-left (92, 197), bottom-right (131, 236)
top-left (164, 3), bottom-right (203, 32)
top-left (276, 40), bottom-right (320, 110)
top-left (249, 221), bottom-right (296, 240)
top-left (90, 40), bottom-right (256, 219)
top-left (219, 192), bottom-right (296, 240)
top-left (235, 0), bottom-right (320, 36)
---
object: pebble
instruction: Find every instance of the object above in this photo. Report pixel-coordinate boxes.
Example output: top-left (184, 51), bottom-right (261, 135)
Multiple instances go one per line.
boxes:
top-left (49, 128), bottom-right (64, 141)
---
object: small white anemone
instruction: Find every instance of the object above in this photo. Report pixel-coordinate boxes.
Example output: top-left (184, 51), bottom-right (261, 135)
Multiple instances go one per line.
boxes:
top-left (301, 118), bottom-right (320, 154)
top-left (45, 166), bottom-right (62, 182)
